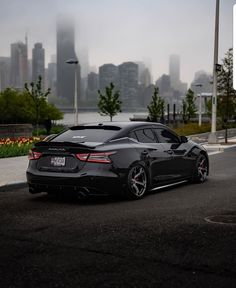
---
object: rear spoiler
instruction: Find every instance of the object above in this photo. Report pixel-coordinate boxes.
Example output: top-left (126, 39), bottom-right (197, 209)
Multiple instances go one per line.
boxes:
top-left (34, 141), bottom-right (96, 148)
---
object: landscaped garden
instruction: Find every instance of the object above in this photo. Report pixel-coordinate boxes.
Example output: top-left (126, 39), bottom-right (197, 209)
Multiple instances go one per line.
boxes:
top-left (0, 136), bottom-right (42, 158)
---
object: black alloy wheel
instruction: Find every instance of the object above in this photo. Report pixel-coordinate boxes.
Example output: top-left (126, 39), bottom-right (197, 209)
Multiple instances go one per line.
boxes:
top-left (193, 154), bottom-right (208, 183)
top-left (126, 164), bottom-right (148, 199)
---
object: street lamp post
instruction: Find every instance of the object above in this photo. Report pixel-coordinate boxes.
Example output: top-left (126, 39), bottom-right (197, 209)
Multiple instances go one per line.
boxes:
top-left (195, 83), bottom-right (203, 126)
top-left (208, 0), bottom-right (220, 143)
top-left (66, 58), bottom-right (79, 126)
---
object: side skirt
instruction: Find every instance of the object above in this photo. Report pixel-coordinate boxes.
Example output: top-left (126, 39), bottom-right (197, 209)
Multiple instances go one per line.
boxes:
top-left (150, 180), bottom-right (188, 191)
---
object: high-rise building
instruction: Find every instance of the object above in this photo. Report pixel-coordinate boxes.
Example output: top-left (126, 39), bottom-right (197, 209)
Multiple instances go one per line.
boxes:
top-left (57, 17), bottom-right (76, 107)
top-left (10, 41), bottom-right (28, 89)
top-left (190, 71), bottom-right (212, 114)
top-left (87, 72), bottom-right (99, 91)
top-left (85, 72), bottom-right (99, 106)
top-left (169, 54), bottom-right (180, 90)
top-left (32, 43), bottom-right (45, 85)
top-left (140, 68), bottom-right (151, 87)
top-left (118, 62), bottom-right (138, 107)
top-left (28, 59), bottom-right (32, 83)
top-left (0, 57), bottom-right (10, 91)
top-left (47, 62), bottom-right (57, 96)
top-left (156, 74), bottom-right (171, 95)
top-left (190, 70), bottom-right (212, 94)
top-left (99, 64), bottom-right (119, 91)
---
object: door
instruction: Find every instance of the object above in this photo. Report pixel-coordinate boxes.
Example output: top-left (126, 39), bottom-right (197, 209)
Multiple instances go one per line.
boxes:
top-left (130, 128), bottom-right (173, 186)
top-left (153, 127), bottom-right (193, 180)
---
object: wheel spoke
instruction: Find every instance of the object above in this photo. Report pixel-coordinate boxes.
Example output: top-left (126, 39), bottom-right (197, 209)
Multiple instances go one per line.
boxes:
top-left (129, 165), bottom-right (147, 197)
top-left (133, 183), bottom-right (140, 195)
top-left (134, 180), bottom-right (146, 187)
top-left (134, 168), bottom-right (143, 179)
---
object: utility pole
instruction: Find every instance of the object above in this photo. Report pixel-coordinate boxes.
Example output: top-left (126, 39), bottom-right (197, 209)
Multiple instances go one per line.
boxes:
top-left (208, 0), bottom-right (220, 143)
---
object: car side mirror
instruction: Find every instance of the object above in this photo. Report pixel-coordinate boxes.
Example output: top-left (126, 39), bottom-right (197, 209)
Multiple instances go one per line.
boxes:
top-left (180, 135), bottom-right (188, 143)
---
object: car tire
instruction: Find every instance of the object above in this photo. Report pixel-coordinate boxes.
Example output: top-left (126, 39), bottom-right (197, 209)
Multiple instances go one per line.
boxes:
top-left (192, 153), bottom-right (208, 183)
top-left (125, 163), bottom-right (148, 200)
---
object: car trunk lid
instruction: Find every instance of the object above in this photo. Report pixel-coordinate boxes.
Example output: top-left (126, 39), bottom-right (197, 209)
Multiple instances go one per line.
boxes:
top-left (32, 141), bottom-right (101, 173)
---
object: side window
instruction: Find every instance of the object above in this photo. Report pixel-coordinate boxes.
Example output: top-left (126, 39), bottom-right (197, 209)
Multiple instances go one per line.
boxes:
top-left (154, 128), bottom-right (179, 144)
top-left (129, 131), bottom-right (138, 141)
top-left (134, 129), bottom-right (156, 143)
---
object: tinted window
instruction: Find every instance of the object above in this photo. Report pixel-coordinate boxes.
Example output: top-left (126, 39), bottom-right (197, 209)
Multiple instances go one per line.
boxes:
top-left (134, 129), bottom-right (156, 143)
top-left (129, 131), bottom-right (138, 141)
top-left (154, 128), bottom-right (179, 144)
top-left (52, 128), bottom-right (119, 143)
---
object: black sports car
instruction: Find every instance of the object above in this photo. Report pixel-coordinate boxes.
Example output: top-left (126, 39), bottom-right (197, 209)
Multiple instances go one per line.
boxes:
top-left (26, 122), bottom-right (209, 200)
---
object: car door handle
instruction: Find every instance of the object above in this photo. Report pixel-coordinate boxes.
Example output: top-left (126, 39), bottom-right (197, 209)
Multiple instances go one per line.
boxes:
top-left (164, 150), bottom-right (174, 155)
top-left (141, 150), bottom-right (149, 156)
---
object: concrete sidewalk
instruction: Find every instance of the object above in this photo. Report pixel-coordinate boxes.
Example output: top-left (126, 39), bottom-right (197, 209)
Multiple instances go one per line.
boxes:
top-left (202, 136), bottom-right (236, 152)
top-left (0, 155), bottom-right (28, 191)
top-left (0, 138), bottom-right (236, 192)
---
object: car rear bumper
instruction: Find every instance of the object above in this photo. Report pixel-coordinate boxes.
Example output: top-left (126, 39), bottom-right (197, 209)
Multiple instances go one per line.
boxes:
top-left (26, 170), bottom-right (125, 196)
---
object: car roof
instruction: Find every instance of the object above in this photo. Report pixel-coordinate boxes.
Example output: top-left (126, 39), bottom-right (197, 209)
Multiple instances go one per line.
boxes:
top-left (73, 121), bottom-right (164, 129)
top-left (70, 121), bottom-right (168, 141)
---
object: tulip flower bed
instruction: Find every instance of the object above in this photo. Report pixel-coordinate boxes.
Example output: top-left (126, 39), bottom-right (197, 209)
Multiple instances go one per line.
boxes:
top-left (0, 137), bottom-right (42, 158)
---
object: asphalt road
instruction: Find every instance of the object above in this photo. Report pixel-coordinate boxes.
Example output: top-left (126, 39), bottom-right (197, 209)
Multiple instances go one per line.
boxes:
top-left (0, 148), bottom-right (236, 288)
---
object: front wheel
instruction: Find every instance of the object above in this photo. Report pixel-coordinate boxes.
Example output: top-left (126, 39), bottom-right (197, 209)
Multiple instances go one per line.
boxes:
top-left (192, 154), bottom-right (208, 183)
top-left (125, 164), bottom-right (148, 200)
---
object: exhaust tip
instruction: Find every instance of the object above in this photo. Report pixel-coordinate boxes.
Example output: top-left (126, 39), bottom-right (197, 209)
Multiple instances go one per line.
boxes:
top-left (76, 187), bottom-right (90, 199)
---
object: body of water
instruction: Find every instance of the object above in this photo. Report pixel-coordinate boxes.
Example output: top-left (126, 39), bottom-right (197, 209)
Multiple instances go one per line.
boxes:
top-left (57, 112), bottom-right (148, 126)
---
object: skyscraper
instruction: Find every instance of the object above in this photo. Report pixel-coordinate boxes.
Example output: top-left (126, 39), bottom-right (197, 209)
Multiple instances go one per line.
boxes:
top-left (47, 62), bottom-right (57, 96)
top-left (87, 72), bottom-right (99, 92)
top-left (98, 64), bottom-right (119, 91)
top-left (118, 62), bottom-right (138, 107)
top-left (10, 41), bottom-right (28, 89)
top-left (0, 57), bottom-right (10, 91)
top-left (169, 54), bottom-right (180, 90)
top-left (168, 55), bottom-right (187, 111)
top-left (32, 43), bottom-right (45, 85)
top-left (57, 17), bottom-right (76, 107)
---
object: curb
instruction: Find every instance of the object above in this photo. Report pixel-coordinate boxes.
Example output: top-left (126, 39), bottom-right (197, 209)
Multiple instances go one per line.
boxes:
top-left (0, 182), bottom-right (27, 192)
top-left (203, 143), bottom-right (236, 153)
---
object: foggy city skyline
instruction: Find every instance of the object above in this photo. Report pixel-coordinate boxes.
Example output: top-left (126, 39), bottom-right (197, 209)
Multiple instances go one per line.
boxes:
top-left (0, 0), bottom-right (235, 86)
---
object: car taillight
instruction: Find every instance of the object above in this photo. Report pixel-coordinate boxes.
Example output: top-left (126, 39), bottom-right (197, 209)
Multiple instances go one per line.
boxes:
top-left (28, 150), bottom-right (42, 160)
top-left (76, 152), bottom-right (116, 163)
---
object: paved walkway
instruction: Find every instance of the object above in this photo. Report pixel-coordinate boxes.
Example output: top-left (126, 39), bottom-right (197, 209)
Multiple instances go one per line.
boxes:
top-left (0, 137), bottom-right (236, 192)
top-left (0, 156), bottom-right (28, 190)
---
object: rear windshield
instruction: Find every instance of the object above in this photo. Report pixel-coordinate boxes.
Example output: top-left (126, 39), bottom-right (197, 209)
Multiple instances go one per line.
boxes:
top-left (51, 127), bottom-right (120, 143)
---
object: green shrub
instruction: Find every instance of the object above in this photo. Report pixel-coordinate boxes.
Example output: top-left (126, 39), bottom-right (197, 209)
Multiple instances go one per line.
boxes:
top-left (0, 143), bottom-right (33, 158)
top-left (173, 123), bottom-right (211, 136)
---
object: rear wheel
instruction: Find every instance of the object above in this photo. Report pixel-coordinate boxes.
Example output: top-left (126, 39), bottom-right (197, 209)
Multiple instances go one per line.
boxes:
top-left (193, 154), bottom-right (208, 183)
top-left (125, 164), bottom-right (148, 199)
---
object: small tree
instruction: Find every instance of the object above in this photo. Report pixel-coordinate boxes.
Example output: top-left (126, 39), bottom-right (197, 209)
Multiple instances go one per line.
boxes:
top-left (182, 99), bottom-right (188, 124)
top-left (217, 48), bottom-right (236, 123)
top-left (25, 75), bottom-right (51, 135)
top-left (98, 82), bottom-right (122, 121)
top-left (183, 89), bottom-right (197, 121)
top-left (147, 87), bottom-right (165, 122)
top-left (206, 48), bottom-right (236, 142)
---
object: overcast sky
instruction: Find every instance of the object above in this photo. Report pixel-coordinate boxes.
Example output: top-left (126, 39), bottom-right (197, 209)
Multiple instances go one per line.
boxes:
top-left (0, 0), bottom-right (235, 85)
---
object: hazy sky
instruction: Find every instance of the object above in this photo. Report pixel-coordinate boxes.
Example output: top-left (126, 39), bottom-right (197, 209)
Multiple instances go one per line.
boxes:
top-left (0, 0), bottom-right (235, 85)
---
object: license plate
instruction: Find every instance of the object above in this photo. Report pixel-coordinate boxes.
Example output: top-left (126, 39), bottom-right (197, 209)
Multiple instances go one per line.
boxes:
top-left (51, 156), bottom-right (66, 167)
